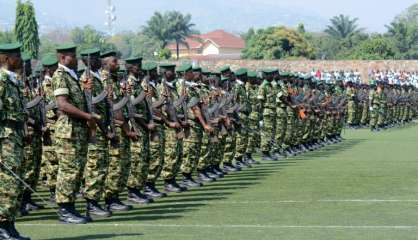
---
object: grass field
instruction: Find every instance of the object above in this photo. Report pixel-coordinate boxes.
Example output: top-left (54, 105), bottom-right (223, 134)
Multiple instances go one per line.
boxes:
top-left (17, 123), bottom-right (418, 240)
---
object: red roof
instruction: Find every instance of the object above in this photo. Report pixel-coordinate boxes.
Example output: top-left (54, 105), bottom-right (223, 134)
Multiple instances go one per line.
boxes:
top-left (167, 30), bottom-right (245, 50)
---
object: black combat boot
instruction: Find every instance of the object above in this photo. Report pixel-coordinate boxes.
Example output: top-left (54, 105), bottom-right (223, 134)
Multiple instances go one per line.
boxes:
top-left (181, 173), bottom-right (203, 188)
top-left (86, 199), bottom-right (111, 218)
top-left (127, 188), bottom-right (153, 204)
top-left (144, 182), bottom-right (167, 198)
top-left (105, 196), bottom-right (132, 212)
top-left (197, 170), bottom-right (216, 182)
top-left (164, 179), bottom-right (184, 193)
top-left (24, 191), bottom-right (44, 211)
top-left (7, 221), bottom-right (31, 240)
top-left (57, 203), bottom-right (88, 224)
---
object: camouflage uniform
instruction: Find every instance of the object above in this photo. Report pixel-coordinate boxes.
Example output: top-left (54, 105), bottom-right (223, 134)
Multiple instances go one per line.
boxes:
top-left (246, 82), bottom-right (261, 155)
top-left (82, 70), bottom-right (110, 201)
top-left (42, 76), bottom-right (59, 190)
top-left (274, 80), bottom-right (288, 152)
top-left (126, 74), bottom-right (150, 191)
top-left (52, 64), bottom-right (88, 204)
top-left (103, 69), bottom-right (131, 199)
top-left (0, 68), bottom-right (26, 221)
top-left (233, 79), bottom-right (250, 162)
top-left (257, 79), bottom-right (276, 154)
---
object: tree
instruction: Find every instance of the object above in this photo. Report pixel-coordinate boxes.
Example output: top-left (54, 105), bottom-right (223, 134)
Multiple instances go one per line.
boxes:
top-left (70, 25), bottom-right (115, 54)
top-left (14, 0), bottom-right (40, 58)
top-left (167, 11), bottom-right (196, 60)
top-left (325, 14), bottom-right (363, 39)
top-left (347, 35), bottom-right (396, 60)
top-left (242, 26), bottom-right (315, 60)
top-left (143, 11), bottom-right (197, 59)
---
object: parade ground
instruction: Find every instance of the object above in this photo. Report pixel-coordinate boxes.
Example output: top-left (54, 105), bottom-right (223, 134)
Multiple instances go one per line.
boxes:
top-left (14, 123), bottom-right (418, 240)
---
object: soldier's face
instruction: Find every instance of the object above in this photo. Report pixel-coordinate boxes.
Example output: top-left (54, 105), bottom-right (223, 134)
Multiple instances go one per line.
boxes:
top-left (8, 53), bottom-right (22, 71)
top-left (164, 70), bottom-right (176, 82)
top-left (185, 71), bottom-right (194, 81)
top-left (108, 57), bottom-right (119, 72)
top-left (59, 52), bottom-right (77, 70)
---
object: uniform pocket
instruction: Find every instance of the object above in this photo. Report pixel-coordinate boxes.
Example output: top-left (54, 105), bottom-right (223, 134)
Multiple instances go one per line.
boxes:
top-left (54, 115), bottom-right (73, 139)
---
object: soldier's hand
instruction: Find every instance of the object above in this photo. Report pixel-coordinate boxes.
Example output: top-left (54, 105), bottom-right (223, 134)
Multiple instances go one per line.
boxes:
top-left (203, 124), bottom-right (214, 133)
top-left (168, 121), bottom-right (181, 129)
top-left (147, 122), bottom-right (156, 131)
top-left (82, 77), bottom-right (93, 91)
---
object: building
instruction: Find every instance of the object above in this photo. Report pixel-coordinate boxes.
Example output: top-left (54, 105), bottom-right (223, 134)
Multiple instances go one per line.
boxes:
top-left (167, 29), bottom-right (245, 60)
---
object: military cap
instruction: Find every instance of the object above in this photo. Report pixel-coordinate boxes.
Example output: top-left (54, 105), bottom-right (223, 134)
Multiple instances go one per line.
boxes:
top-left (80, 48), bottom-right (100, 57)
top-left (142, 62), bottom-right (158, 71)
top-left (262, 68), bottom-right (275, 74)
top-left (159, 63), bottom-right (176, 71)
top-left (192, 66), bottom-right (202, 72)
top-left (219, 65), bottom-right (231, 73)
top-left (100, 50), bottom-right (117, 58)
top-left (221, 76), bottom-right (230, 81)
top-left (280, 72), bottom-right (290, 77)
top-left (56, 43), bottom-right (77, 53)
top-left (247, 70), bottom-right (257, 78)
top-left (21, 52), bottom-right (31, 62)
top-left (201, 68), bottom-right (211, 75)
top-left (176, 63), bottom-right (192, 73)
top-left (41, 53), bottom-right (58, 67)
top-left (0, 43), bottom-right (21, 54)
top-left (124, 56), bottom-right (142, 65)
top-left (235, 68), bottom-right (248, 76)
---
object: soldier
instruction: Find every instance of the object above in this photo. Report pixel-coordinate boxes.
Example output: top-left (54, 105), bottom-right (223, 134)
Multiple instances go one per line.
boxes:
top-left (101, 51), bottom-right (137, 212)
top-left (0, 42), bottom-right (31, 240)
top-left (179, 64), bottom-right (213, 187)
top-left (79, 48), bottom-right (112, 219)
top-left (125, 56), bottom-right (154, 204)
top-left (19, 52), bottom-right (44, 216)
top-left (245, 70), bottom-right (261, 162)
top-left (272, 71), bottom-right (288, 159)
top-left (159, 63), bottom-right (187, 193)
top-left (142, 62), bottom-right (167, 199)
top-left (258, 69), bottom-right (277, 161)
top-left (40, 54), bottom-right (59, 203)
top-left (51, 43), bottom-right (99, 224)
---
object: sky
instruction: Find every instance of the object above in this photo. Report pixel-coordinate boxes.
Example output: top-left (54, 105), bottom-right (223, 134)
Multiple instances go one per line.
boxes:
top-left (0, 0), bottom-right (416, 33)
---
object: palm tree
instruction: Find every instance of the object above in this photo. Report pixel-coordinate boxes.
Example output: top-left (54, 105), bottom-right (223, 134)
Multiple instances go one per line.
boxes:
top-left (142, 12), bottom-right (172, 48)
top-left (325, 14), bottom-right (363, 39)
top-left (167, 11), bottom-right (196, 60)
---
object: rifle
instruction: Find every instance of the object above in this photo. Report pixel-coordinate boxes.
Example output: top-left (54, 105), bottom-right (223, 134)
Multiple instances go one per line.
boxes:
top-left (142, 76), bottom-right (160, 142)
top-left (120, 71), bottom-right (141, 138)
top-left (162, 79), bottom-right (184, 140)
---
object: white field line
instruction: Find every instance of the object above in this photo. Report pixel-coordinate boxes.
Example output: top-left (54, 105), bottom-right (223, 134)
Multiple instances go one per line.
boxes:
top-left (16, 223), bottom-right (418, 229)
top-left (151, 199), bottom-right (418, 204)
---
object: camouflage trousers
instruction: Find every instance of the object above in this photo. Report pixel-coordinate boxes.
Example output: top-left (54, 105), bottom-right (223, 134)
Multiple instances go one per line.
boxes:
top-left (274, 107), bottom-right (287, 152)
top-left (83, 133), bottom-right (109, 201)
top-left (360, 103), bottom-right (369, 125)
top-left (246, 117), bottom-right (259, 155)
top-left (127, 131), bottom-right (149, 190)
top-left (146, 126), bottom-right (165, 184)
top-left (104, 130), bottom-right (131, 199)
top-left (161, 129), bottom-right (183, 180)
top-left (55, 129), bottom-right (88, 204)
top-left (197, 132), bottom-right (213, 171)
top-left (181, 123), bottom-right (203, 175)
top-left (222, 131), bottom-right (236, 165)
top-left (21, 134), bottom-right (42, 190)
top-left (260, 109), bottom-right (276, 153)
top-left (234, 114), bottom-right (249, 161)
top-left (347, 101), bottom-right (357, 125)
top-left (215, 135), bottom-right (226, 166)
top-left (0, 129), bottom-right (24, 221)
top-left (283, 107), bottom-right (296, 149)
top-left (42, 145), bottom-right (58, 189)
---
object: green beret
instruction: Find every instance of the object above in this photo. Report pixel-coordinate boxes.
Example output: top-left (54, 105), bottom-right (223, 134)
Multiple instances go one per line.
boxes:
top-left (221, 76), bottom-right (229, 81)
top-left (271, 68), bottom-right (279, 73)
top-left (280, 72), bottom-right (289, 77)
top-left (56, 43), bottom-right (77, 53)
top-left (41, 53), bottom-right (58, 67)
top-left (235, 68), bottom-right (248, 77)
top-left (0, 43), bottom-right (21, 54)
top-left (192, 66), bottom-right (202, 72)
top-left (100, 50), bottom-right (117, 58)
top-left (262, 68), bottom-right (275, 74)
top-left (369, 80), bottom-right (376, 85)
top-left (124, 56), bottom-right (142, 65)
top-left (176, 63), bottom-right (192, 73)
top-left (201, 68), bottom-right (211, 74)
top-left (142, 62), bottom-right (158, 71)
top-left (80, 48), bottom-right (100, 57)
top-left (219, 65), bottom-right (231, 73)
top-left (159, 63), bottom-right (176, 71)
top-left (247, 71), bottom-right (257, 78)
top-left (21, 52), bottom-right (31, 62)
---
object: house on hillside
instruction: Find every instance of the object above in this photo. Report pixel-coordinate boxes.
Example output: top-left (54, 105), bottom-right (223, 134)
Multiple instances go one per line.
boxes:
top-left (167, 29), bottom-right (245, 60)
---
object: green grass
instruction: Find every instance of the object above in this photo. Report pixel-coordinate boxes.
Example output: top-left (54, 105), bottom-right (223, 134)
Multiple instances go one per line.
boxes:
top-left (17, 123), bottom-right (418, 240)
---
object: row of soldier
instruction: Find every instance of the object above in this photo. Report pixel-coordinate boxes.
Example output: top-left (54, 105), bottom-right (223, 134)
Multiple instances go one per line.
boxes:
top-left (345, 80), bottom-right (418, 131)
top-left (1, 42), bottom-right (416, 240)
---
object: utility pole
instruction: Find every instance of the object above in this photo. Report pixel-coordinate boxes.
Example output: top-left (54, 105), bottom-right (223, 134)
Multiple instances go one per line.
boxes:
top-left (105, 0), bottom-right (116, 36)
